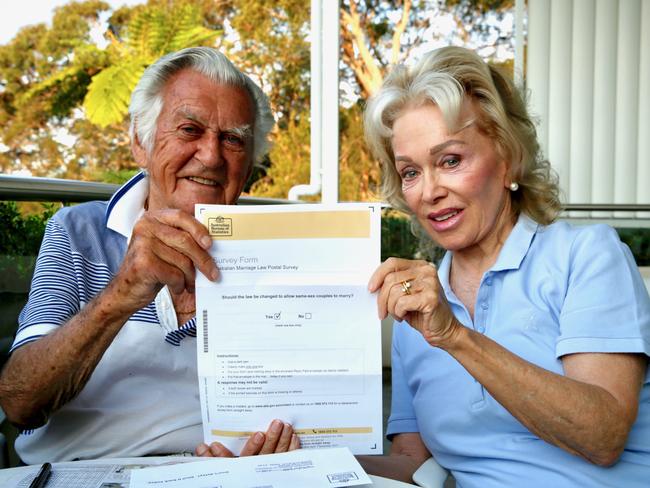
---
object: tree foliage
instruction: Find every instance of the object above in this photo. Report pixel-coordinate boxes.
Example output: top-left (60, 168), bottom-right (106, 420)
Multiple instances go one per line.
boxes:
top-left (211, 0), bottom-right (311, 123)
top-left (82, 2), bottom-right (221, 127)
top-left (0, 202), bottom-right (56, 255)
top-left (0, 1), bottom-right (109, 178)
top-left (340, 0), bottom-right (420, 99)
top-left (339, 105), bottom-right (381, 202)
top-left (249, 110), bottom-right (311, 199)
top-left (340, 0), bottom-right (515, 99)
top-left (0, 0), bottom-right (515, 204)
top-left (0, 0), bottom-right (222, 179)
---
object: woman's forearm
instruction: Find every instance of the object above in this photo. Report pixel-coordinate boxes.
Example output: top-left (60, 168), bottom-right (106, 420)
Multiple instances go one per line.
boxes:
top-left (439, 326), bottom-right (645, 466)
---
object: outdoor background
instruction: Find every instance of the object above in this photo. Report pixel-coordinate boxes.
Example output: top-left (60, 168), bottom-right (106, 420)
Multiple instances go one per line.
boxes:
top-left (0, 0), bottom-right (537, 264)
top-left (0, 0), bottom-right (516, 196)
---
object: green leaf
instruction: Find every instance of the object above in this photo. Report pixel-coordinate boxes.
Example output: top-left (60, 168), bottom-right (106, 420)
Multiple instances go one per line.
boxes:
top-left (17, 66), bottom-right (81, 107)
top-left (169, 26), bottom-right (222, 51)
top-left (83, 60), bottom-right (145, 127)
top-left (126, 8), bottom-right (167, 58)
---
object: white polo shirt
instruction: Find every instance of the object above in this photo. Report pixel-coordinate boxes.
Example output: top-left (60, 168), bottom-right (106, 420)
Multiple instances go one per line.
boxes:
top-left (12, 172), bottom-right (202, 464)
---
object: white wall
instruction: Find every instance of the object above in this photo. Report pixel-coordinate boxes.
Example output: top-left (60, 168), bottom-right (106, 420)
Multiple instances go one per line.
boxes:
top-left (526, 0), bottom-right (650, 219)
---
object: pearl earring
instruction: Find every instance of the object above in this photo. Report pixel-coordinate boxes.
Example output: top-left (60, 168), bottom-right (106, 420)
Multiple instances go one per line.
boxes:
top-left (509, 182), bottom-right (519, 192)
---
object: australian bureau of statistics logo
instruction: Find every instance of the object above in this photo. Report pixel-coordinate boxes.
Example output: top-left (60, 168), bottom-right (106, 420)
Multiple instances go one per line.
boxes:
top-left (208, 216), bottom-right (233, 237)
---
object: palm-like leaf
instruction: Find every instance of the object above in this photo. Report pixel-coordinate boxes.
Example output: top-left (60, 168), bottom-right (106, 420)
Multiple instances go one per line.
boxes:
top-left (168, 4), bottom-right (221, 51)
top-left (126, 9), bottom-right (167, 58)
top-left (17, 66), bottom-right (81, 107)
top-left (83, 60), bottom-right (145, 127)
top-left (169, 26), bottom-right (221, 52)
top-left (83, 3), bottom-right (221, 128)
top-left (16, 44), bottom-right (108, 110)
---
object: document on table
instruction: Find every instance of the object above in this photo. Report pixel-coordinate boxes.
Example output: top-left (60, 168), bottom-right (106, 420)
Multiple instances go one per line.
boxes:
top-left (0, 457), bottom-right (414, 488)
top-left (130, 447), bottom-right (371, 488)
top-left (195, 203), bottom-right (383, 455)
top-left (0, 457), bottom-right (202, 488)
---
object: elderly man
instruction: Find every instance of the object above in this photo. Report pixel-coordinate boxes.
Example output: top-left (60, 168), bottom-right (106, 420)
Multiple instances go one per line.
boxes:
top-left (0, 47), bottom-right (297, 464)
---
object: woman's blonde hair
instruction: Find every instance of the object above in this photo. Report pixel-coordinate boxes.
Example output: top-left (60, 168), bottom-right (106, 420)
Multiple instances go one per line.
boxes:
top-left (364, 46), bottom-right (561, 225)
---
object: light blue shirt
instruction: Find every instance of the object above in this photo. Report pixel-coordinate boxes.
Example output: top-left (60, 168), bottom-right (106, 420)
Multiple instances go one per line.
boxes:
top-left (387, 214), bottom-right (650, 487)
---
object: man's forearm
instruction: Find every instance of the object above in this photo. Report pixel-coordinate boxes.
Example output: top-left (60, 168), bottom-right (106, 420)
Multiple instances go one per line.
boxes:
top-left (0, 280), bottom-right (139, 429)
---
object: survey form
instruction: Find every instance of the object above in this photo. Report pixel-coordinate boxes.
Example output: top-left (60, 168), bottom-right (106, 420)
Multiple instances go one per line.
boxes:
top-left (194, 203), bottom-right (383, 455)
top-left (130, 448), bottom-right (371, 488)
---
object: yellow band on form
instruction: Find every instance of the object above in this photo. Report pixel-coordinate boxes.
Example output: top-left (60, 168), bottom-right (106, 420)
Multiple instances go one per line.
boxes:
top-left (201, 210), bottom-right (371, 240)
top-left (211, 426), bottom-right (373, 437)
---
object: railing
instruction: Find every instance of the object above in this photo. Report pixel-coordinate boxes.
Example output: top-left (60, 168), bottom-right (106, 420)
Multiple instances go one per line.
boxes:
top-left (563, 204), bottom-right (650, 212)
top-left (0, 175), bottom-right (294, 205)
top-left (0, 175), bottom-right (118, 202)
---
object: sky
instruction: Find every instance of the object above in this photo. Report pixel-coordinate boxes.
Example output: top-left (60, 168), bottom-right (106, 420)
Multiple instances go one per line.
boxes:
top-left (0, 0), bottom-right (144, 45)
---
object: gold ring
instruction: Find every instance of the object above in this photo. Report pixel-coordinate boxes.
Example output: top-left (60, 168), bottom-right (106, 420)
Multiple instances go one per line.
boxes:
top-left (400, 280), bottom-right (412, 295)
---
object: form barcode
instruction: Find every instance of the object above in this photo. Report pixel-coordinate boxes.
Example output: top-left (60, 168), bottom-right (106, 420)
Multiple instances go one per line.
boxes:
top-left (202, 309), bottom-right (209, 353)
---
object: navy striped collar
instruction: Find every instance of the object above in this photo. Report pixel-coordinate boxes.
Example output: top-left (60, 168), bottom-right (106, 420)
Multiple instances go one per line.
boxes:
top-left (105, 171), bottom-right (149, 238)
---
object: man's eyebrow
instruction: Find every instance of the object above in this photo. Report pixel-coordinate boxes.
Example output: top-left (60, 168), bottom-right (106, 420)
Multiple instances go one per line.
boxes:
top-left (176, 108), bottom-right (206, 125)
top-left (225, 124), bottom-right (253, 139)
top-left (175, 109), bottom-right (252, 139)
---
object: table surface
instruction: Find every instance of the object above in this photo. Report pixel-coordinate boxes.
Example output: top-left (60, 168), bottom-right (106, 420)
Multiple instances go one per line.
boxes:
top-left (0, 456), bottom-right (418, 487)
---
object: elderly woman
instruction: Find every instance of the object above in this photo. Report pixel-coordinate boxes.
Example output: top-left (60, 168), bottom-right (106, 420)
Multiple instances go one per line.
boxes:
top-left (363, 46), bottom-right (650, 486)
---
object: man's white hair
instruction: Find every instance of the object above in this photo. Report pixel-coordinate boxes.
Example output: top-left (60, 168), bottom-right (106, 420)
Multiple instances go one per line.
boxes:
top-left (128, 47), bottom-right (274, 163)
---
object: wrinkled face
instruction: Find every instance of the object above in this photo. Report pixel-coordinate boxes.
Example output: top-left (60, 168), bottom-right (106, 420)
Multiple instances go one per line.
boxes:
top-left (391, 102), bottom-right (514, 254)
top-left (133, 69), bottom-right (256, 214)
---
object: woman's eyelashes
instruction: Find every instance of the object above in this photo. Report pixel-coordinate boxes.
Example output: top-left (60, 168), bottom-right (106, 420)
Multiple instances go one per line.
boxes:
top-left (399, 154), bottom-right (462, 181)
top-left (400, 167), bottom-right (420, 181)
top-left (439, 155), bottom-right (461, 169)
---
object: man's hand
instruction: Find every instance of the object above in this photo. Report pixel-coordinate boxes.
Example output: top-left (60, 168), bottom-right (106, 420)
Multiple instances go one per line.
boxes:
top-left (0, 207), bottom-right (220, 429)
top-left (112, 209), bottom-right (219, 312)
top-left (195, 420), bottom-right (300, 457)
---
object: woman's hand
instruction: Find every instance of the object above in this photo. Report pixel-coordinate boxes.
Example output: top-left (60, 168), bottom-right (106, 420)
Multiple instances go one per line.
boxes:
top-left (368, 257), bottom-right (460, 347)
top-left (195, 419), bottom-right (300, 457)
